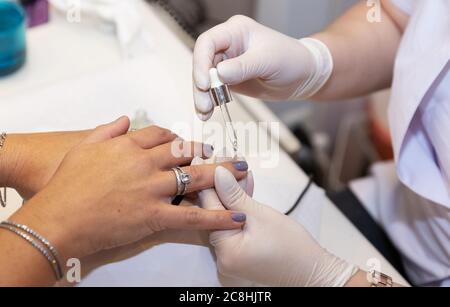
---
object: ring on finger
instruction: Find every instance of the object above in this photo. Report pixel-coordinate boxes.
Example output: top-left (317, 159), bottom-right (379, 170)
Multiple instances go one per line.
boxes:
top-left (171, 167), bottom-right (192, 196)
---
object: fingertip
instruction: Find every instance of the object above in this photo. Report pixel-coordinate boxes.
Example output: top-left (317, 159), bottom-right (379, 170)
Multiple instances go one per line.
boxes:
top-left (193, 86), bottom-right (214, 115)
top-left (196, 111), bottom-right (213, 121)
top-left (196, 99), bottom-right (214, 115)
top-left (231, 212), bottom-right (247, 223)
top-left (215, 165), bottom-right (238, 188)
top-left (118, 115), bottom-right (130, 125)
top-left (116, 115), bottom-right (131, 131)
top-left (214, 165), bottom-right (230, 181)
top-left (232, 160), bottom-right (249, 172)
top-left (217, 60), bottom-right (239, 85)
top-left (214, 211), bottom-right (246, 230)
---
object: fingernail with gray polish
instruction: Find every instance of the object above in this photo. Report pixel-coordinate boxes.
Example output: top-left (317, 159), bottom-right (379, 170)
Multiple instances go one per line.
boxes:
top-left (203, 144), bottom-right (214, 157)
top-left (233, 161), bottom-right (248, 172)
top-left (231, 213), bottom-right (246, 223)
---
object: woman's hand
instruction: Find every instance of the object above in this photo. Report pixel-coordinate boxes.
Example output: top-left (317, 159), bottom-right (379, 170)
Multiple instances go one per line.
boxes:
top-left (198, 163), bottom-right (358, 287)
top-left (0, 130), bottom-right (91, 199)
top-left (5, 117), bottom-right (248, 284)
top-left (193, 15), bottom-right (316, 120)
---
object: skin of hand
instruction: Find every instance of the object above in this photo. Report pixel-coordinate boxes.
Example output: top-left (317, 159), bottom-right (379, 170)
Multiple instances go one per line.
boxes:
top-left (71, 156), bottom-right (256, 285)
top-left (198, 165), bottom-right (359, 287)
top-left (193, 14), bottom-right (315, 120)
top-left (0, 130), bottom-right (91, 200)
top-left (0, 116), bottom-right (249, 286)
top-left (58, 198), bottom-right (211, 286)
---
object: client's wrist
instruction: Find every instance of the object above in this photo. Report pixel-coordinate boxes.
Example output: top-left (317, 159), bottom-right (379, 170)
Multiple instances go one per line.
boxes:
top-left (9, 192), bottom-right (82, 268)
top-left (0, 133), bottom-right (25, 189)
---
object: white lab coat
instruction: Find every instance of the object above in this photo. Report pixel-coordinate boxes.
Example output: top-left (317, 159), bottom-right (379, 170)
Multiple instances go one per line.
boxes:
top-left (352, 0), bottom-right (450, 286)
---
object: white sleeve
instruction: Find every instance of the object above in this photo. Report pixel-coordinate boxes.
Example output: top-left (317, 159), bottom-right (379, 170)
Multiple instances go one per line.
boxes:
top-left (390, 0), bottom-right (414, 15)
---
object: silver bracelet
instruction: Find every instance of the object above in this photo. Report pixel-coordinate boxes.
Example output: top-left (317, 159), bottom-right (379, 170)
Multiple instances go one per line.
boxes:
top-left (0, 221), bottom-right (64, 280)
top-left (0, 132), bottom-right (6, 149)
top-left (0, 187), bottom-right (6, 208)
top-left (0, 133), bottom-right (7, 208)
top-left (2, 221), bottom-right (63, 278)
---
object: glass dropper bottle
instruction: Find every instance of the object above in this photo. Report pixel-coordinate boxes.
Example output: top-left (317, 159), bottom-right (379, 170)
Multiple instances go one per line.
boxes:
top-left (209, 68), bottom-right (239, 158)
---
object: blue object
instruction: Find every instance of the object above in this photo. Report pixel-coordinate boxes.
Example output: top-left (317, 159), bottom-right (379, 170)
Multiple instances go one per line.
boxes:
top-left (0, 1), bottom-right (26, 77)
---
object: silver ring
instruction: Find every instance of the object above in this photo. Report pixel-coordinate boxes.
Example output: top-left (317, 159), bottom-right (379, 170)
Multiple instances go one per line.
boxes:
top-left (171, 167), bottom-right (192, 196)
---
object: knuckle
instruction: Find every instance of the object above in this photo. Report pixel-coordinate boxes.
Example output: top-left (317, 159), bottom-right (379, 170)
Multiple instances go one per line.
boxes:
top-left (144, 207), bottom-right (165, 232)
top-left (139, 152), bottom-right (153, 169)
top-left (122, 136), bottom-right (135, 146)
top-left (114, 137), bottom-right (133, 152)
top-left (228, 14), bottom-right (252, 24)
top-left (197, 32), bottom-right (210, 45)
top-left (188, 165), bottom-right (203, 182)
top-left (152, 126), bottom-right (174, 140)
top-left (158, 129), bottom-right (172, 140)
top-left (185, 210), bottom-right (202, 225)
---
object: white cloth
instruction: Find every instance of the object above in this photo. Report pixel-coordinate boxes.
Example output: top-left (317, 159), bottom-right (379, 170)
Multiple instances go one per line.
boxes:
top-left (369, 0), bottom-right (450, 286)
top-left (49, 0), bottom-right (153, 58)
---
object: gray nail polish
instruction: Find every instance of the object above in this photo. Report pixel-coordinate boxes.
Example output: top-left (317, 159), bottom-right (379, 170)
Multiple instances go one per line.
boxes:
top-left (233, 161), bottom-right (248, 172)
top-left (231, 213), bottom-right (246, 223)
top-left (203, 144), bottom-right (214, 157)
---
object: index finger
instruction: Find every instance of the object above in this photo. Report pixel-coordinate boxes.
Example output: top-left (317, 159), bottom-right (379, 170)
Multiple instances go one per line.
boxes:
top-left (192, 157), bottom-right (225, 211)
top-left (129, 126), bottom-right (177, 149)
top-left (194, 31), bottom-right (228, 91)
top-left (158, 205), bottom-right (246, 231)
top-left (158, 161), bottom-right (248, 197)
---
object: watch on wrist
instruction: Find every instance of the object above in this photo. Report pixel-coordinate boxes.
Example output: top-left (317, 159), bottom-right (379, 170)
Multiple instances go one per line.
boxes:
top-left (370, 270), bottom-right (393, 287)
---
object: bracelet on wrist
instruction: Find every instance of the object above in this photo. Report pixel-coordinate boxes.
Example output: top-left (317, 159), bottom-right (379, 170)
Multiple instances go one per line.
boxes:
top-left (0, 220), bottom-right (64, 281)
top-left (0, 133), bottom-right (7, 208)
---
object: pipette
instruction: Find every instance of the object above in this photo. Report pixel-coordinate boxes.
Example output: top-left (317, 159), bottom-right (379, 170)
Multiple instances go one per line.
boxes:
top-left (209, 68), bottom-right (239, 157)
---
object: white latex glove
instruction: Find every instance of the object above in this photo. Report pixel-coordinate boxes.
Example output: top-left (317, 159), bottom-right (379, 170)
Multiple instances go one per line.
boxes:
top-left (193, 15), bottom-right (333, 120)
top-left (193, 156), bottom-right (257, 286)
top-left (199, 166), bottom-right (359, 287)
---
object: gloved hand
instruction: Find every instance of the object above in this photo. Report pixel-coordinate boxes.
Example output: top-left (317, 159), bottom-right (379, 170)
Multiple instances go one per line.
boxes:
top-left (193, 15), bottom-right (333, 120)
top-left (199, 165), bottom-right (359, 287)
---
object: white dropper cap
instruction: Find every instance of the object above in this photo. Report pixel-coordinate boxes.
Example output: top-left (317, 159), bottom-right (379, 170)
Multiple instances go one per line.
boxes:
top-left (209, 68), bottom-right (224, 88)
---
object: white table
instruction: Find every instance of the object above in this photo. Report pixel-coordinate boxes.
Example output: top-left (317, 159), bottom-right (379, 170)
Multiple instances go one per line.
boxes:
top-left (0, 2), bottom-right (408, 286)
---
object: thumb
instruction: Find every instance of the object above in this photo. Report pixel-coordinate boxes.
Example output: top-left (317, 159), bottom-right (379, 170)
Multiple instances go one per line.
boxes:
top-left (217, 51), bottom-right (264, 85)
top-left (82, 116), bottom-right (130, 144)
top-left (215, 166), bottom-right (249, 212)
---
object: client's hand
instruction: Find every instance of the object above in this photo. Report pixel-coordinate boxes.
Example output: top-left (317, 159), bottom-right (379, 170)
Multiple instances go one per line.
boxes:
top-left (9, 117), bottom-right (249, 267)
top-left (199, 165), bottom-right (359, 287)
top-left (0, 130), bottom-right (91, 199)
